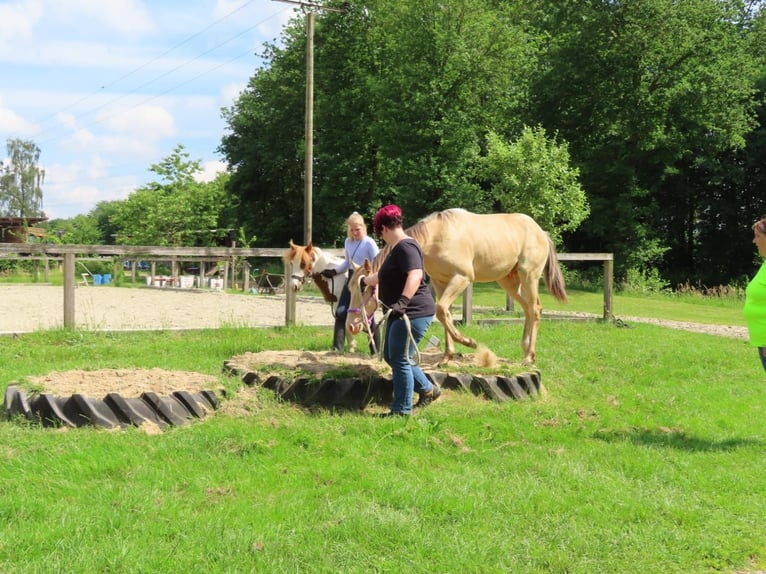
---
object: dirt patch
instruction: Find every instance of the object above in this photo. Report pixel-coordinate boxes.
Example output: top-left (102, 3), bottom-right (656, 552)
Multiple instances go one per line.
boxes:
top-left (25, 368), bottom-right (220, 398)
top-left (21, 349), bottom-right (517, 399)
top-left (223, 348), bottom-right (505, 379)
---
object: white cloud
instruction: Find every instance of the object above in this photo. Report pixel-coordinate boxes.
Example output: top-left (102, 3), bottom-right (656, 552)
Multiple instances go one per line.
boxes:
top-left (100, 105), bottom-right (176, 139)
top-left (0, 97), bottom-right (38, 135)
top-left (0, 2), bottom-right (289, 219)
top-left (221, 82), bottom-right (245, 106)
top-left (0, 0), bottom-right (43, 41)
top-left (196, 160), bottom-right (227, 183)
top-left (42, 159), bottom-right (139, 218)
top-left (49, 0), bottom-right (155, 36)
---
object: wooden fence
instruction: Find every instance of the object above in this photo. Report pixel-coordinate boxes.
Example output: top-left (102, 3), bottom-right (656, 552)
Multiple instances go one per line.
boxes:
top-left (460, 252), bottom-right (614, 323)
top-left (0, 244), bottom-right (612, 329)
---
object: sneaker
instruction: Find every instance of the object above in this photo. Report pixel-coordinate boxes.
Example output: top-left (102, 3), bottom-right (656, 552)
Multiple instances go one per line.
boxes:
top-left (377, 411), bottom-right (409, 418)
top-left (415, 384), bottom-right (441, 408)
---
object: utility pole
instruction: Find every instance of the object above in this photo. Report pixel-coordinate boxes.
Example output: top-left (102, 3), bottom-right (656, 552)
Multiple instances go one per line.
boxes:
top-left (272, 0), bottom-right (345, 245)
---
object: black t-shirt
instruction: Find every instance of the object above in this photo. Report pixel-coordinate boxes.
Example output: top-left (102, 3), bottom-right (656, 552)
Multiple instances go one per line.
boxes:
top-left (378, 238), bottom-right (435, 319)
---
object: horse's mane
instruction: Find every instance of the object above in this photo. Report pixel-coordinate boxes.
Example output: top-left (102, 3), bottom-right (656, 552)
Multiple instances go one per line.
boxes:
top-left (283, 240), bottom-right (303, 264)
top-left (364, 208), bottom-right (465, 269)
top-left (406, 208), bottom-right (465, 249)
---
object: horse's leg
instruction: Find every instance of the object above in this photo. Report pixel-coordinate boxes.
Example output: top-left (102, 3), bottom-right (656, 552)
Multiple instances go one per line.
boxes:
top-left (433, 275), bottom-right (477, 361)
top-left (497, 271), bottom-right (541, 365)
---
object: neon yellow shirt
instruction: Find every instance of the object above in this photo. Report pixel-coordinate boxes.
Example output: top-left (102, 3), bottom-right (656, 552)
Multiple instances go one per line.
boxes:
top-left (744, 261), bottom-right (766, 346)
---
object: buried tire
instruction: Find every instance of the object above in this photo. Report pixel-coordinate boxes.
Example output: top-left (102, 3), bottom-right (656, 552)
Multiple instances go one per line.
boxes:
top-left (223, 352), bottom-right (543, 409)
top-left (3, 383), bottom-right (220, 430)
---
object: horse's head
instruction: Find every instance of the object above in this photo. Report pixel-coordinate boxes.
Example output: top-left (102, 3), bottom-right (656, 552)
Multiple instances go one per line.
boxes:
top-left (345, 259), bottom-right (378, 337)
top-left (283, 240), bottom-right (317, 291)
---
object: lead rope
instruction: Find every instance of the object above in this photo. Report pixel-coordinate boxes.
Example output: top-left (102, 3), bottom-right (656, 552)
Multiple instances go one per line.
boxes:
top-left (378, 308), bottom-right (421, 366)
top-left (349, 274), bottom-right (381, 355)
top-left (354, 275), bottom-right (420, 366)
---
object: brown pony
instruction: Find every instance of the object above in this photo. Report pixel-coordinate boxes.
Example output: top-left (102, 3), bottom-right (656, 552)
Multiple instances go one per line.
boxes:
top-left (284, 240), bottom-right (365, 352)
top-left (346, 208), bottom-right (567, 364)
top-left (283, 240), bottom-right (345, 307)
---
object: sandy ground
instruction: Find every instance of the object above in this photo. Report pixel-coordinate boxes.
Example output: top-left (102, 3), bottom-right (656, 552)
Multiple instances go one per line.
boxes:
top-left (2, 283), bottom-right (748, 404)
top-left (0, 284), bottom-right (336, 334)
top-left (0, 284), bottom-right (748, 339)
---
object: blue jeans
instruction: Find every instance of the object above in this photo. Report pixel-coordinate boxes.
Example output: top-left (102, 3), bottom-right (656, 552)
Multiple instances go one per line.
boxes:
top-left (759, 347), bottom-right (766, 372)
top-left (383, 315), bottom-right (434, 414)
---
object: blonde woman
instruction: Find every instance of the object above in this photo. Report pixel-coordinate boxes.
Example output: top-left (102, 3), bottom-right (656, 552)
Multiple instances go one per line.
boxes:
top-left (322, 212), bottom-right (380, 352)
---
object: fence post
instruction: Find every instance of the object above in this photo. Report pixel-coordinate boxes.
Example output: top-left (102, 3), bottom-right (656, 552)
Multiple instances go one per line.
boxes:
top-left (243, 261), bottom-right (251, 292)
top-left (63, 252), bottom-right (75, 328)
top-left (603, 258), bottom-right (614, 319)
top-left (285, 261), bottom-right (296, 325)
top-left (462, 284), bottom-right (473, 325)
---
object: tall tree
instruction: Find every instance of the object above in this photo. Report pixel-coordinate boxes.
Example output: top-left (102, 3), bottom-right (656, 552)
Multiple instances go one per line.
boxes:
top-left (110, 145), bottom-right (237, 246)
top-left (525, 0), bottom-right (760, 281)
top-left (220, 0), bottom-right (537, 245)
top-left (0, 138), bottom-right (45, 218)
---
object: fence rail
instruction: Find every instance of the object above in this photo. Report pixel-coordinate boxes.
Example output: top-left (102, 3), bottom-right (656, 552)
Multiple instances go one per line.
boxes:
top-left (0, 244), bottom-right (611, 329)
top-left (460, 252), bottom-right (614, 323)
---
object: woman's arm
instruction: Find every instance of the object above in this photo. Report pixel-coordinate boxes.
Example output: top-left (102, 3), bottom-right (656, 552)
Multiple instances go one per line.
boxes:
top-left (401, 268), bottom-right (423, 299)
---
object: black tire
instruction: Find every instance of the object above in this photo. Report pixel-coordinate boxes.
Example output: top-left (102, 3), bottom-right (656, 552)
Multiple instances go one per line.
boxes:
top-left (223, 359), bottom-right (542, 408)
top-left (3, 384), bottom-right (219, 430)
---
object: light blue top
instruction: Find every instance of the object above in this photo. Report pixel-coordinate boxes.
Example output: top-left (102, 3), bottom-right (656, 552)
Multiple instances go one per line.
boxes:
top-left (333, 236), bottom-right (379, 274)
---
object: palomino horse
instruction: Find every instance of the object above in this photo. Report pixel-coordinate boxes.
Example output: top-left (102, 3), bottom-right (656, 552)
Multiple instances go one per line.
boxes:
top-left (283, 240), bottom-right (362, 351)
top-left (346, 209), bottom-right (567, 364)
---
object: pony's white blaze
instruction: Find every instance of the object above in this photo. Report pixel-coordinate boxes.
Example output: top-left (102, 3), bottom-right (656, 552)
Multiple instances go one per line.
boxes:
top-left (283, 240), bottom-right (345, 302)
top-left (345, 261), bottom-right (379, 348)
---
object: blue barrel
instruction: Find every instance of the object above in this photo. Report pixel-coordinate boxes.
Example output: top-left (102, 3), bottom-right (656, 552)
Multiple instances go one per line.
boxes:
top-left (93, 274), bottom-right (102, 286)
top-left (102, 274), bottom-right (112, 285)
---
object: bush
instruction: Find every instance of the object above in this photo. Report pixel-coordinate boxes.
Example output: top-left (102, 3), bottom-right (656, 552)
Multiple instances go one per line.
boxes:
top-left (620, 267), bottom-right (671, 294)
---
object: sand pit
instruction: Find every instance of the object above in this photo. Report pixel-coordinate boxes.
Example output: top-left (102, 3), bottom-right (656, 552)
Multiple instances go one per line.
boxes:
top-left (0, 284), bottom-right (336, 334)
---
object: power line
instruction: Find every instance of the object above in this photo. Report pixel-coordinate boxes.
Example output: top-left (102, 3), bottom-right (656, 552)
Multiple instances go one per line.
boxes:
top-left (27, 3), bottom-right (290, 145)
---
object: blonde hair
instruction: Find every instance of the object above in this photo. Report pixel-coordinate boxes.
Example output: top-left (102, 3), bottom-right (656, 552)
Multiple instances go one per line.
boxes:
top-left (753, 216), bottom-right (766, 235)
top-left (346, 211), bottom-right (367, 239)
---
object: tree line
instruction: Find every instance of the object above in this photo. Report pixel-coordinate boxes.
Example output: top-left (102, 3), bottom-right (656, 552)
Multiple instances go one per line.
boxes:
top-left (219, 0), bottom-right (766, 287)
top-left (5, 1), bottom-right (765, 288)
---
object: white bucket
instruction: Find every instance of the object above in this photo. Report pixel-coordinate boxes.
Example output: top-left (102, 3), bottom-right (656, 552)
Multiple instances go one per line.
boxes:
top-left (179, 275), bottom-right (195, 289)
top-left (209, 278), bottom-right (224, 290)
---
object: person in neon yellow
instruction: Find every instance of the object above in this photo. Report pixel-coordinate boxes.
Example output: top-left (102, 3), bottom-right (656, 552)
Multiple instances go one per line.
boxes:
top-left (744, 216), bottom-right (766, 371)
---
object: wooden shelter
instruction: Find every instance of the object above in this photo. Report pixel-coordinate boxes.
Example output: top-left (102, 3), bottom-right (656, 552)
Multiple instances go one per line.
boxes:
top-left (0, 217), bottom-right (47, 243)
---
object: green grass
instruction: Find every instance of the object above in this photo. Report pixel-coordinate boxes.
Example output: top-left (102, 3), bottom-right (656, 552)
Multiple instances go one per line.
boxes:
top-left (466, 282), bottom-right (747, 327)
top-left (1, 308), bottom-right (764, 573)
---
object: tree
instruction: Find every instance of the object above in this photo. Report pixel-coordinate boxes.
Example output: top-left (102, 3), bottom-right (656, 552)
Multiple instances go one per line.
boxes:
top-left (479, 127), bottom-right (589, 245)
top-left (0, 138), bottom-right (45, 218)
top-left (525, 0), bottom-right (761, 281)
top-left (110, 145), bottom-right (237, 246)
top-left (220, 0), bottom-right (538, 245)
top-left (44, 215), bottom-right (102, 245)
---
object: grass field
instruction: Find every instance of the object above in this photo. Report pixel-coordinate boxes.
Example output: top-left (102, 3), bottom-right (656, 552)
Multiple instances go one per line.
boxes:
top-left (0, 287), bottom-right (763, 573)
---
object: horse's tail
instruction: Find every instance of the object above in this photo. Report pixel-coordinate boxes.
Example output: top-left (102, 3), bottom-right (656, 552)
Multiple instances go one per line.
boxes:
top-left (544, 236), bottom-right (568, 303)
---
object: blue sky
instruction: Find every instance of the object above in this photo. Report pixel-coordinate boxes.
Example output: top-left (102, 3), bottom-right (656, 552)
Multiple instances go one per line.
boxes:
top-left (0, 0), bottom-right (295, 220)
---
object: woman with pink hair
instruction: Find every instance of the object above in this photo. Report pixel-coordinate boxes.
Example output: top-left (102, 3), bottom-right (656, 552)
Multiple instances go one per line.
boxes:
top-left (362, 204), bottom-right (441, 415)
